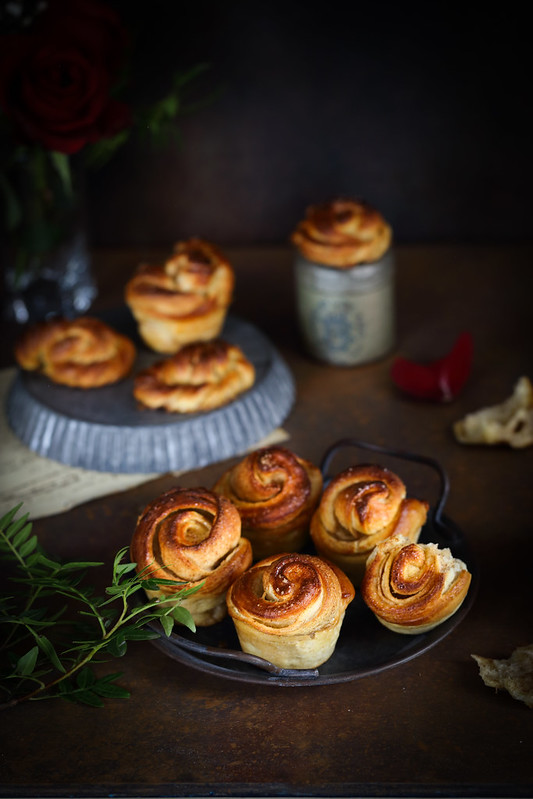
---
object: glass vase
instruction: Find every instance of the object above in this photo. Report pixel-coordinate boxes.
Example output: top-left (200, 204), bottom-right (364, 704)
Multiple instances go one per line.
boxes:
top-left (1, 149), bottom-right (97, 325)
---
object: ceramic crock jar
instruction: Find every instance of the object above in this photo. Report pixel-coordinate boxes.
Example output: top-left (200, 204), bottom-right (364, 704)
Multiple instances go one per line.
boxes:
top-left (291, 198), bottom-right (395, 366)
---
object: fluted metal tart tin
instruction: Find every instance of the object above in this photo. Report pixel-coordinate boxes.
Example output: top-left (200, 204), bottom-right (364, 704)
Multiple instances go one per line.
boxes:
top-left (6, 310), bottom-right (295, 474)
top-left (294, 248), bottom-right (395, 366)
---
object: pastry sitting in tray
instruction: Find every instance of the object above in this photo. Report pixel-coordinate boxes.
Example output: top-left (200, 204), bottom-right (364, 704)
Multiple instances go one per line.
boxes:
top-left (360, 534), bottom-right (472, 634)
top-left (213, 446), bottom-right (323, 561)
top-left (226, 552), bottom-right (355, 669)
top-left (310, 463), bottom-right (429, 584)
top-left (14, 316), bottom-right (136, 388)
top-left (133, 339), bottom-right (255, 413)
top-left (125, 238), bottom-right (235, 353)
top-left (130, 486), bottom-right (252, 626)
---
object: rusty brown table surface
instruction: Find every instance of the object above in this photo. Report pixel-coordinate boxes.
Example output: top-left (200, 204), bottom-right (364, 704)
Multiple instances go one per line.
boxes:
top-left (1, 244), bottom-right (532, 798)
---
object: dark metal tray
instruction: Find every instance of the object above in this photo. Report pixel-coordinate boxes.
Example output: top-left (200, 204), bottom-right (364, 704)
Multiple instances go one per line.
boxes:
top-left (147, 439), bottom-right (479, 686)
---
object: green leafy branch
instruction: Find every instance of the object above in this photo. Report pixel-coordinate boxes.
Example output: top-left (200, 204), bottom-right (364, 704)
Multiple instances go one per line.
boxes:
top-left (86, 62), bottom-right (213, 164)
top-left (0, 504), bottom-right (198, 709)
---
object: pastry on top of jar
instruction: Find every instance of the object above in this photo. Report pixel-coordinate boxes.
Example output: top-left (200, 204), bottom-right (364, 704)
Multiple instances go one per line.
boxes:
top-left (290, 197), bottom-right (392, 268)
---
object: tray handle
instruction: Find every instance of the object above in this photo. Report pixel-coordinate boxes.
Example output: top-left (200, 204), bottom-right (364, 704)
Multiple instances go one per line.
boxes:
top-left (166, 630), bottom-right (320, 680)
top-left (319, 438), bottom-right (457, 543)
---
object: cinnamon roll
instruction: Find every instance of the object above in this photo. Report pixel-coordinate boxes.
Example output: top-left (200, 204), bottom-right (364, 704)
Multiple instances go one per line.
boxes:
top-left (310, 464), bottom-right (429, 584)
top-left (226, 552), bottom-right (355, 669)
top-left (130, 487), bottom-right (252, 626)
top-left (125, 238), bottom-right (235, 353)
top-left (133, 339), bottom-right (255, 413)
top-left (291, 197), bottom-right (392, 267)
top-left (361, 534), bottom-right (472, 634)
top-left (14, 316), bottom-right (136, 388)
top-left (213, 446), bottom-right (323, 560)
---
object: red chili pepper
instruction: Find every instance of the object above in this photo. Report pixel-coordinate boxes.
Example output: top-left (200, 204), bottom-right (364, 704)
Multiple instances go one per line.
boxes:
top-left (390, 332), bottom-right (473, 402)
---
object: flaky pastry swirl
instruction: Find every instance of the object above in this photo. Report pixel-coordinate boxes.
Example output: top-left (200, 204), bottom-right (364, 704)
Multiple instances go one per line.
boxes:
top-left (310, 464), bottom-right (428, 583)
top-left (226, 552), bottom-right (355, 669)
top-left (125, 238), bottom-right (235, 353)
top-left (130, 487), bottom-right (252, 626)
top-left (133, 339), bottom-right (255, 413)
top-left (14, 316), bottom-right (136, 388)
top-left (291, 198), bottom-right (392, 267)
top-left (213, 446), bottom-right (323, 560)
top-left (361, 534), bottom-right (472, 634)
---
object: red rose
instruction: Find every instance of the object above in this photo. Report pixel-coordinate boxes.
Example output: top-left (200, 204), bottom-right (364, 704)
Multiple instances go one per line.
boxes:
top-left (0, 0), bottom-right (132, 154)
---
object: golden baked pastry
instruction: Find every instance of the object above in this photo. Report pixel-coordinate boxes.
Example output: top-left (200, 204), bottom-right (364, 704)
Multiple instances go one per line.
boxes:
top-left (310, 463), bottom-right (428, 584)
top-left (133, 339), bottom-right (255, 413)
top-left (361, 534), bottom-right (472, 634)
top-left (213, 446), bottom-right (323, 560)
top-left (454, 376), bottom-right (533, 448)
top-left (291, 197), bottom-right (392, 267)
top-left (130, 486), bottom-right (252, 627)
top-left (125, 238), bottom-right (235, 353)
top-left (14, 316), bottom-right (136, 388)
top-left (226, 552), bottom-right (355, 669)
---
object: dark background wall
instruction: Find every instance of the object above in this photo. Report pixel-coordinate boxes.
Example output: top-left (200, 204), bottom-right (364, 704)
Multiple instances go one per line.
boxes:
top-left (87, 2), bottom-right (532, 249)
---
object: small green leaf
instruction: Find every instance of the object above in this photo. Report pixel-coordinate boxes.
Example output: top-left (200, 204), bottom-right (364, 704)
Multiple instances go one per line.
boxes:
top-left (36, 635), bottom-right (65, 673)
top-left (122, 627), bottom-right (160, 641)
top-left (32, 554), bottom-right (63, 570)
top-left (58, 561), bottom-right (103, 572)
top-left (159, 615), bottom-right (174, 637)
top-left (49, 151), bottom-right (72, 197)
top-left (76, 667), bottom-right (95, 689)
top-left (171, 606), bottom-right (196, 632)
top-left (92, 676), bottom-right (130, 699)
top-left (74, 690), bottom-right (104, 708)
top-left (104, 584), bottom-right (127, 597)
top-left (115, 562), bottom-right (137, 577)
top-left (57, 678), bottom-right (74, 696)
top-left (0, 503), bottom-right (23, 528)
top-left (140, 577), bottom-right (187, 589)
top-left (18, 535), bottom-right (38, 557)
top-left (105, 635), bottom-right (127, 658)
top-left (174, 583), bottom-right (204, 598)
top-left (84, 130), bottom-right (130, 169)
top-left (16, 646), bottom-right (39, 676)
top-left (9, 515), bottom-right (32, 543)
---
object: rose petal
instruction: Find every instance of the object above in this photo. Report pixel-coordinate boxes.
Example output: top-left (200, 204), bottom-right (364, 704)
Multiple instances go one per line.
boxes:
top-left (391, 332), bottom-right (473, 402)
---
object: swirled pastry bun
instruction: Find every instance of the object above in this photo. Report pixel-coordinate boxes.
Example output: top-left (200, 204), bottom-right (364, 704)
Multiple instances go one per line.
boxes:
top-left (226, 552), bottom-right (355, 669)
top-left (130, 487), bottom-right (252, 626)
top-left (361, 534), bottom-right (472, 634)
top-left (125, 238), bottom-right (235, 353)
top-left (291, 197), bottom-right (392, 268)
top-left (14, 316), bottom-right (136, 388)
top-left (310, 464), bottom-right (429, 584)
top-left (213, 446), bottom-right (323, 561)
top-left (133, 339), bottom-right (255, 413)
